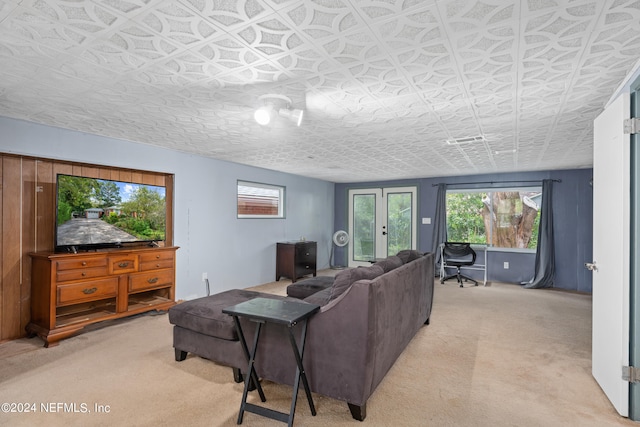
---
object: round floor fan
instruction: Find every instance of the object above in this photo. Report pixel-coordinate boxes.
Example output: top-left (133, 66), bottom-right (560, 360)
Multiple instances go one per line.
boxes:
top-left (330, 230), bottom-right (350, 269)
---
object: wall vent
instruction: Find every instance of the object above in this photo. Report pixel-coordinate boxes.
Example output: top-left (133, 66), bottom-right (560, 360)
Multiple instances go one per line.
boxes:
top-left (446, 135), bottom-right (486, 145)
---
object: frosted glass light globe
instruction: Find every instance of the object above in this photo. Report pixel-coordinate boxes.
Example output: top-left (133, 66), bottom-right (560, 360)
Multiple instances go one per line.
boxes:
top-left (254, 107), bottom-right (272, 125)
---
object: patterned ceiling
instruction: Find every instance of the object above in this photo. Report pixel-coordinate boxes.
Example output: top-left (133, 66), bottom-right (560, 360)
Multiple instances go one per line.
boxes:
top-left (1, 0), bottom-right (640, 183)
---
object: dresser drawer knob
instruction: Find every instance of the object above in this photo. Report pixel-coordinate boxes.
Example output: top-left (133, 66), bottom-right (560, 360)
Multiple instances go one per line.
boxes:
top-left (156, 255), bottom-right (161, 259)
top-left (81, 272), bottom-right (86, 277)
top-left (147, 277), bottom-right (159, 284)
top-left (118, 262), bottom-right (129, 268)
top-left (82, 287), bottom-right (97, 295)
top-left (82, 262), bottom-right (87, 266)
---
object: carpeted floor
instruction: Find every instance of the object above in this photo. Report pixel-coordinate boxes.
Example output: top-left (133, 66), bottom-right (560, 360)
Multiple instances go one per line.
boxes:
top-left (0, 276), bottom-right (635, 426)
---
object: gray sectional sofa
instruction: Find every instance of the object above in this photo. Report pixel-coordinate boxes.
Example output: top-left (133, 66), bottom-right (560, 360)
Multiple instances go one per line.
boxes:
top-left (168, 250), bottom-right (434, 421)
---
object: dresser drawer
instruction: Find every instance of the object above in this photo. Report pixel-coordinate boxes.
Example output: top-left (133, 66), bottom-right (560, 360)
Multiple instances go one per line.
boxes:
top-left (139, 251), bottom-right (174, 263)
top-left (56, 266), bottom-right (109, 282)
top-left (56, 257), bottom-right (108, 271)
top-left (57, 277), bottom-right (119, 307)
top-left (109, 255), bottom-right (139, 274)
top-left (139, 251), bottom-right (175, 271)
top-left (140, 259), bottom-right (174, 271)
top-left (129, 269), bottom-right (174, 293)
top-left (295, 264), bottom-right (316, 279)
top-left (296, 244), bottom-right (316, 263)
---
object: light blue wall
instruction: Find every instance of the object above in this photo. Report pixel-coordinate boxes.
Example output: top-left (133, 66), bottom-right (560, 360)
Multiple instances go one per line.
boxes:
top-left (334, 169), bottom-right (593, 293)
top-left (1, 116), bottom-right (335, 300)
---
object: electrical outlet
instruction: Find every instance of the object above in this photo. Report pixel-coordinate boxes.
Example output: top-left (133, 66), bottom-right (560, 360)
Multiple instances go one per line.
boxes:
top-left (202, 272), bottom-right (208, 281)
top-left (503, 262), bottom-right (509, 269)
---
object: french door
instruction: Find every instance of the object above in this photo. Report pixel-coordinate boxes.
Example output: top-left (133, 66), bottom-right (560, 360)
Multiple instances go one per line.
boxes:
top-left (347, 186), bottom-right (417, 267)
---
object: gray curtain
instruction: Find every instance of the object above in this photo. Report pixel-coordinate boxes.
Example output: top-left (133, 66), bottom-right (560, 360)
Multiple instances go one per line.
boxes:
top-left (523, 179), bottom-right (555, 289)
top-left (431, 183), bottom-right (447, 269)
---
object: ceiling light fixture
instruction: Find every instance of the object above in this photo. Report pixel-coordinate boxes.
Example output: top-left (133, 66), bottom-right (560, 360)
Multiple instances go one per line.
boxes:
top-left (254, 94), bottom-right (304, 127)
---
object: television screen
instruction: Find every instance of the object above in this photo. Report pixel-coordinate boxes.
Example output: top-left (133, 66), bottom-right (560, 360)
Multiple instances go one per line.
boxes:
top-left (55, 174), bottom-right (166, 252)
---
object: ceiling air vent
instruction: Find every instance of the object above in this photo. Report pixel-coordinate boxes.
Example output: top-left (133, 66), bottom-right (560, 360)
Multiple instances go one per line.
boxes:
top-left (446, 135), bottom-right (486, 145)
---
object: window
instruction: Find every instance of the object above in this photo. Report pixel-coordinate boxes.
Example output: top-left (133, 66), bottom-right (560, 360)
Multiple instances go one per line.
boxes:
top-left (446, 187), bottom-right (541, 249)
top-left (237, 181), bottom-right (285, 218)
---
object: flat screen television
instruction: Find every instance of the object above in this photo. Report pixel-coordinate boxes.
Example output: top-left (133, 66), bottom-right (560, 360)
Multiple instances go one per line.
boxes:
top-left (55, 174), bottom-right (167, 253)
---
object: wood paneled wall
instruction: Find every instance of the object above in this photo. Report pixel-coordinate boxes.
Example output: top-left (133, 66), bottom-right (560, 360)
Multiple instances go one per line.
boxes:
top-left (0, 153), bottom-right (174, 343)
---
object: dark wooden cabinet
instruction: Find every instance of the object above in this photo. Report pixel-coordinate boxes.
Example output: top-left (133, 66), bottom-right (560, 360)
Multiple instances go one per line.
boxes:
top-left (27, 246), bottom-right (178, 347)
top-left (276, 241), bottom-right (317, 283)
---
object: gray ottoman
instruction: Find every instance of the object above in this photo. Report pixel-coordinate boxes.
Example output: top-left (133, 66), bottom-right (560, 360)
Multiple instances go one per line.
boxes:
top-left (286, 276), bottom-right (334, 299)
top-left (169, 288), bottom-right (289, 384)
top-left (169, 289), bottom-right (262, 343)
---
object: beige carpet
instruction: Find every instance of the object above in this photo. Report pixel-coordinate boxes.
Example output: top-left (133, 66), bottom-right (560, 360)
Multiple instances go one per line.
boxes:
top-left (0, 276), bottom-right (635, 427)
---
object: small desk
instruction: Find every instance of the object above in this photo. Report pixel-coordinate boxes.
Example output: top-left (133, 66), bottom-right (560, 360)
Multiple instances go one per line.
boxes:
top-left (223, 298), bottom-right (320, 426)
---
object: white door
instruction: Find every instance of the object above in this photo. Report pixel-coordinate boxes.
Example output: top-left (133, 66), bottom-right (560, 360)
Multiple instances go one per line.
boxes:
top-left (592, 93), bottom-right (630, 416)
top-left (347, 187), bottom-right (417, 267)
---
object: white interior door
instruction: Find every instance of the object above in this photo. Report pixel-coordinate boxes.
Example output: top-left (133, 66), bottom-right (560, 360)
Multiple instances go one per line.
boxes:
top-left (592, 93), bottom-right (630, 416)
top-left (347, 187), bottom-right (417, 267)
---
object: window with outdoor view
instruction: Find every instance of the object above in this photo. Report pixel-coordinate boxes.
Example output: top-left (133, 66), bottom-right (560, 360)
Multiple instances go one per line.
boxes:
top-left (237, 181), bottom-right (285, 218)
top-left (446, 188), bottom-right (541, 249)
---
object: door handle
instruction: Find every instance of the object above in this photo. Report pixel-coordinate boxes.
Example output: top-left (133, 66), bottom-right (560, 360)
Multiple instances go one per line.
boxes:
top-left (382, 231), bottom-right (387, 235)
top-left (585, 262), bottom-right (597, 272)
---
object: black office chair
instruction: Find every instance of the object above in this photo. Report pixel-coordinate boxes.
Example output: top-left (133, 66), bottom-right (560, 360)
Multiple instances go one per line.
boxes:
top-left (440, 242), bottom-right (478, 287)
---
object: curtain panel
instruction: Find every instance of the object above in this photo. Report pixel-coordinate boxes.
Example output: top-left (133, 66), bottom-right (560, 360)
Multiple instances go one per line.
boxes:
top-left (431, 183), bottom-right (447, 269)
top-left (523, 179), bottom-right (555, 289)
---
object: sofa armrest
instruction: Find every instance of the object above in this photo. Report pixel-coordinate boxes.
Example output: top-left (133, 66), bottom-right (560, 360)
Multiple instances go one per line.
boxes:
top-left (303, 283), bottom-right (375, 406)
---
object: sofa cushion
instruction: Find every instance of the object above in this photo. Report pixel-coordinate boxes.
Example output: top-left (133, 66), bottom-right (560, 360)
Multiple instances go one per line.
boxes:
top-left (303, 287), bottom-right (332, 306)
top-left (169, 289), bottom-right (264, 341)
top-left (375, 255), bottom-right (403, 273)
top-left (396, 249), bottom-right (423, 264)
top-left (286, 276), bottom-right (335, 299)
top-left (329, 264), bottom-right (384, 301)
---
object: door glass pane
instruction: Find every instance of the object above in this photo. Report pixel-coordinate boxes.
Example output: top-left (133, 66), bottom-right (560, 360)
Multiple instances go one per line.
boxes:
top-left (387, 192), bottom-right (413, 256)
top-left (353, 194), bottom-right (375, 262)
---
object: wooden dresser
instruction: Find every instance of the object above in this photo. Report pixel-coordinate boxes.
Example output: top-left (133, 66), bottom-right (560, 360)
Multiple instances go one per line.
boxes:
top-left (27, 246), bottom-right (178, 347)
top-left (276, 241), bottom-right (317, 283)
